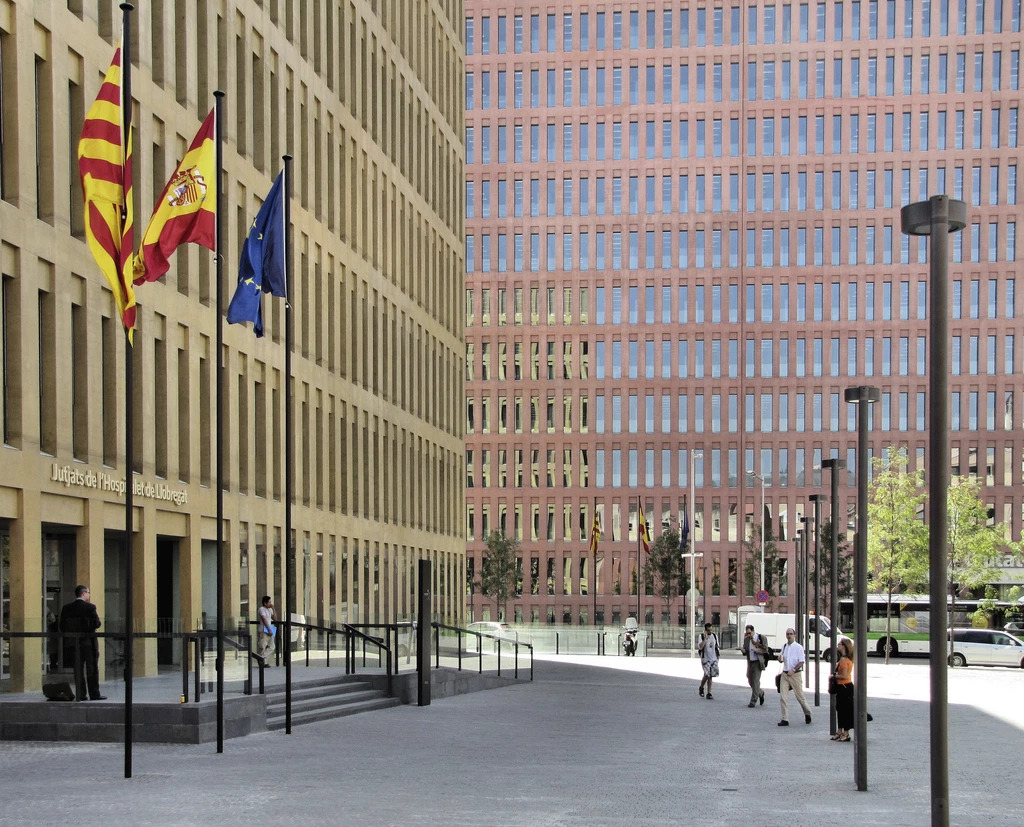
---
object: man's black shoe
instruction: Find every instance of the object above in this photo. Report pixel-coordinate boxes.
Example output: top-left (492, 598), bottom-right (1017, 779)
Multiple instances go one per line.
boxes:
top-left (759, 692), bottom-right (765, 706)
top-left (805, 713), bottom-right (812, 724)
top-left (777, 720), bottom-right (789, 726)
top-left (90, 695), bottom-right (108, 701)
top-left (747, 701), bottom-right (756, 708)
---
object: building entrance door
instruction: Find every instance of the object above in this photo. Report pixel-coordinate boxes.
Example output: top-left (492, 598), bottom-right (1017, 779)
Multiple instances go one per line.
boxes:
top-left (103, 534), bottom-right (127, 672)
top-left (156, 539), bottom-right (180, 666)
top-left (42, 531), bottom-right (77, 673)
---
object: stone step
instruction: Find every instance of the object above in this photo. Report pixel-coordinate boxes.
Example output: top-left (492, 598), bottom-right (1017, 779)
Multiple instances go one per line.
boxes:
top-left (266, 678), bottom-right (376, 703)
top-left (264, 676), bottom-right (399, 728)
top-left (268, 687), bottom-right (382, 716)
top-left (266, 695), bottom-right (400, 730)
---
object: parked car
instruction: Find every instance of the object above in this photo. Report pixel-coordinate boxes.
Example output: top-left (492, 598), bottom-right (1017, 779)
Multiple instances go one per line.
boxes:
top-left (467, 621), bottom-right (514, 639)
top-left (947, 628), bottom-right (1024, 668)
top-left (1003, 620), bottom-right (1024, 637)
top-left (465, 621), bottom-right (525, 653)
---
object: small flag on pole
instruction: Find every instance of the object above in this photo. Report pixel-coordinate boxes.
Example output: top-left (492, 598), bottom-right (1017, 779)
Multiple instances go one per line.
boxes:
top-left (78, 41), bottom-right (135, 336)
top-left (227, 173), bottom-right (287, 337)
top-left (134, 109), bottom-right (216, 284)
top-left (589, 511), bottom-right (602, 556)
top-left (639, 499), bottom-right (651, 554)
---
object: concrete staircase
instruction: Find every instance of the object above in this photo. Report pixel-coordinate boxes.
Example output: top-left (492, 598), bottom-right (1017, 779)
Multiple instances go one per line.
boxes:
top-left (266, 675), bottom-right (400, 730)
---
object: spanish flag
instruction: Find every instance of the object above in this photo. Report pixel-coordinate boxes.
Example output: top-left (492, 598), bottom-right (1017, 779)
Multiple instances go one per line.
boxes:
top-left (134, 110), bottom-right (216, 284)
top-left (78, 42), bottom-right (135, 335)
top-left (639, 500), bottom-right (652, 554)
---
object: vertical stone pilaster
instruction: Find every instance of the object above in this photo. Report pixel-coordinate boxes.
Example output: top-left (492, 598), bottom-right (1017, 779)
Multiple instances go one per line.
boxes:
top-left (134, 502), bottom-right (158, 676)
top-left (10, 489), bottom-right (43, 691)
top-left (77, 498), bottom-right (106, 680)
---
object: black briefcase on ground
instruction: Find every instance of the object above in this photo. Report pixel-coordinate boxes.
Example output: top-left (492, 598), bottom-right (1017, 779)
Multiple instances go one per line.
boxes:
top-left (43, 669), bottom-right (76, 701)
top-left (43, 682), bottom-right (75, 701)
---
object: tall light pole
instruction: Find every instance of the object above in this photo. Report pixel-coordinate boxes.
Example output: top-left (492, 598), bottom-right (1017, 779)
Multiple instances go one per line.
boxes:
top-left (809, 493), bottom-right (827, 705)
top-left (684, 449), bottom-right (704, 659)
top-left (902, 194), bottom-right (966, 827)
top-left (799, 514), bottom-right (810, 689)
top-left (845, 385), bottom-right (881, 792)
top-left (747, 469), bottom-right (767, 595)
top-left (793, 529), bottom-right (802, 642)
top-left (822, 457), bottom-right (847, 738)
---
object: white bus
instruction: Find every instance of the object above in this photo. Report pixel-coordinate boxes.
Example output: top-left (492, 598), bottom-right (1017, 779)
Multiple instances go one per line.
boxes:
top-left (838, 593), bottom-right (1018, 657)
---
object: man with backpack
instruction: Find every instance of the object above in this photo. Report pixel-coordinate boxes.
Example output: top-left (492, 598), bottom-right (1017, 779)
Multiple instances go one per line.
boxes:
top-left (741, 623), bottom-right (770, 708)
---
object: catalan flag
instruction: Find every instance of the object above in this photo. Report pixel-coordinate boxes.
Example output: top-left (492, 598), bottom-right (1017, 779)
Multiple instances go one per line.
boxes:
top-left (78, 42), bottom-right (135, 336)
top-left (134, 110), bottom-right (216, 284)
top-left (589, 511), bottom-right (602, 556)
top-left (639, 499), bottom-right (652, 554)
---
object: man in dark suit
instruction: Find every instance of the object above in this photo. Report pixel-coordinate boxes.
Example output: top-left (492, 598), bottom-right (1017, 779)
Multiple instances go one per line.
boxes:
top-left (59, 585), bottom-right (106, 701)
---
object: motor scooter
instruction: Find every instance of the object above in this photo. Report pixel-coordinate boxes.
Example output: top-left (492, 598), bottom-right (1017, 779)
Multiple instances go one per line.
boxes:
top-left (622, 618), bottom-right (639, 656)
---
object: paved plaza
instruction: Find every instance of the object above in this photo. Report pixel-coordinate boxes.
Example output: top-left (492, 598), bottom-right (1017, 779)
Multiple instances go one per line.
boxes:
top-left (0, 653), bottom-right (1020, 826)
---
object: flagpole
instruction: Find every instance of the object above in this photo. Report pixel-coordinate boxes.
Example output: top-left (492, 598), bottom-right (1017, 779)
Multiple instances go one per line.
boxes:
top-left (119, 1), bottom-right (135, 781)
top-left (282, 154), bottom-right (293, 735)
top-left (636, 496), bottom-right (641, 623)
top-left (592, 497), bottom-right (597, 625)
top-left (213, 89), bottom-right (225, 754)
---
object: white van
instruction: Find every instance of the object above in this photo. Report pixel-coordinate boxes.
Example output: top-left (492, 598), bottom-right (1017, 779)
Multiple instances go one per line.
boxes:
top-left (739, 610), bottom-right (840, 658)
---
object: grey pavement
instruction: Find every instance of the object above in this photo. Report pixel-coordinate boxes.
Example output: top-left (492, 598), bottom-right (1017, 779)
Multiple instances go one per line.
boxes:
top-left (0, 652), bottom-right (1020, 826)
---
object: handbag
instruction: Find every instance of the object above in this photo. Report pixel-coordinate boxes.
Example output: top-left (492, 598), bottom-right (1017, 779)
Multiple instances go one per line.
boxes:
top-left (828, 675), bottom-right (839, 695)
top-left (774, 672), bottom-right (782, 692)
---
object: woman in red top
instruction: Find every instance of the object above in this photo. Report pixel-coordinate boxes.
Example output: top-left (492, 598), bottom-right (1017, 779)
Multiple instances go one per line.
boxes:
top-left (831, 638), bottom-right (855, 742)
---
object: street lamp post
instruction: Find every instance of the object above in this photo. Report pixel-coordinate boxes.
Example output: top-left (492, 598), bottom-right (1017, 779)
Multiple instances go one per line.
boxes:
top-left (809, 493), bottom-right (827, 706)
top-left (799, 514), bottom-right (811, 689)
top-left (902, 194), bottom-right (966, 827)
top-left (821, 457), bottom-right (847, 738)
top-left (747, 470), bottom-right (767, 595)
top-left (793, 530), bottom-right (803, 644)
top-left (845, 385), bottom-right (881, 792)
top-left (684, 449), bottom-right (704, 659)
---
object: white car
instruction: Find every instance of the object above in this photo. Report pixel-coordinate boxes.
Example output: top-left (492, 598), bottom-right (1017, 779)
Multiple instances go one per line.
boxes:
top-left (467, 621), bottom-right (515, 640)
top-left (948, 628), bottom-right (1024, 668)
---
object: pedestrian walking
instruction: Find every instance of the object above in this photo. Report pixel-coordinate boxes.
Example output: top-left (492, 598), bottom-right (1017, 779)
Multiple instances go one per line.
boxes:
top-left (741, 623), bottom-right (769, 707)
top-left (697, 622), bottom-right (720, 699)
top-left (777, 628), bottom-right (812, 726)
top-left (257, 595), bottom-right (277, 660)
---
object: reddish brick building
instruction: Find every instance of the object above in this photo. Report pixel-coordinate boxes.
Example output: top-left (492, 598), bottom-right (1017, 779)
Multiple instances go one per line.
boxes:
top-left (463, 1), bottom-right (1023, 630)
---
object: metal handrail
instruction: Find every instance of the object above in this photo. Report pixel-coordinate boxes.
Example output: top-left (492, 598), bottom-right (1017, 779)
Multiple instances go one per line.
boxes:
top-left (251, 618), bottom-right (393, 696)
top-left (1, 627), bottom-right (254, 702)
top-left (432, 623), bottom-right (534, 681)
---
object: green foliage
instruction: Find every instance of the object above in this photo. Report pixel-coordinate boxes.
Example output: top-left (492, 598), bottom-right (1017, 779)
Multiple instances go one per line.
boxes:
top-left (867, 446), bottom-right (929, 663)
top-left (742, 523), bottom-right (782, 601)
top-left (643, 528), bottom-right (686, 618)
top-left (868, 446), bottom-right (929, 595)
top-left (946, 476), bottom-right (1005, 604)
top-left (476, 530), bottom-right (520, 622)
top-left (815, 517), bottom-right (853, 609)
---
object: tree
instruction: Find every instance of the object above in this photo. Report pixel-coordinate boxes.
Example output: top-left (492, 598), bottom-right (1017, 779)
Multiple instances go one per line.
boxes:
top-left (742, 522), bottom-right (782, 602)
top-left (867, 446), bottom-right (929, 663)
top-left (476, 530), bottom-right (519, 622)
top-left (946, 476), bottom-right (1008, 665)
top-left (814, 517), bottom-right (853, 615)
top-left (643, 528), bottom-right (686, 623)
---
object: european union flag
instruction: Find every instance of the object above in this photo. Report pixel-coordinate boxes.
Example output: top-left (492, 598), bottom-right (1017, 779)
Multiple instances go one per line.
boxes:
top-left (227, 173), bottom-right (286, 337)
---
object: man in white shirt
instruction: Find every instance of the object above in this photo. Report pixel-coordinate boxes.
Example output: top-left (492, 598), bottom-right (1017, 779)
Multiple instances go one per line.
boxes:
top-left (257, 595), bottom-right (277, 660)
top-left (777, 628), bottom-right (812, 726)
